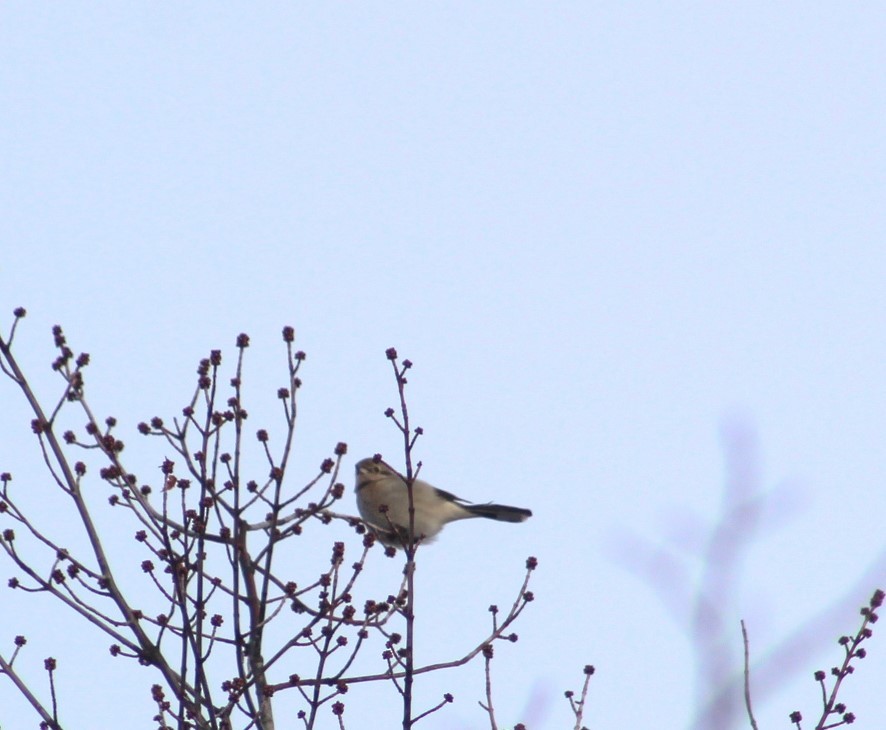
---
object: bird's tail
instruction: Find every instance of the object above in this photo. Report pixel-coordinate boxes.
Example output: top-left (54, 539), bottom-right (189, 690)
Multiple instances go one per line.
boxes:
top-left (464, 503), bottom-right (532, 523)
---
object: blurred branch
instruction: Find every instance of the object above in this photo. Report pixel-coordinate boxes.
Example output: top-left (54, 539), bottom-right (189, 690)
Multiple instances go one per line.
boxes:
top-left (614, 416), bottom-right (886, 729)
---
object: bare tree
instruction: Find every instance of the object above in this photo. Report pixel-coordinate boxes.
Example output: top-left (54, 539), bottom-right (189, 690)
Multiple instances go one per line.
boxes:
top-left (0, 308), bottom-right (536, 730)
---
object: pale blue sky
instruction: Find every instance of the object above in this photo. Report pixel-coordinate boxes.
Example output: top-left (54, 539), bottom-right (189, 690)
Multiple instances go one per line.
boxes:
top-left (2, 4), bottom-right (886, 729)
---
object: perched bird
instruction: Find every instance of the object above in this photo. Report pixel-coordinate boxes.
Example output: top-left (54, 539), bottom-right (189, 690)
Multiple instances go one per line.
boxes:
top-left (355, 457), bottom-right (532, 547)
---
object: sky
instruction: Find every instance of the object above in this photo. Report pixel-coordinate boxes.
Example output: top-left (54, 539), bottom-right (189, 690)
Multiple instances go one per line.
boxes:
top-left (2, 3), bottom-right (886, 729)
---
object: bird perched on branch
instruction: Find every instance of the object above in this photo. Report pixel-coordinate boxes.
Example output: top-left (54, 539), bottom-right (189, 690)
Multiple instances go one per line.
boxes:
top-left (355, 457), bottom-right (532, 547)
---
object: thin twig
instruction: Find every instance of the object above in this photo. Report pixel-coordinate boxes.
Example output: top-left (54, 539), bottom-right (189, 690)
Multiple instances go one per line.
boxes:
top-left (479, 643), bottom-right (498, 730)
top-left (0, 652), bottom-right (59, 729)
top-left (565, 665), bottom-right (595, 730)
top-left (741, 620), bottom-right (759, 730)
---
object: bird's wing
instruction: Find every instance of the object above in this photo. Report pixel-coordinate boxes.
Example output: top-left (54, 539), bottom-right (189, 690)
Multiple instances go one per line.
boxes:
top-left (431, 486), bottom-right (470, 505)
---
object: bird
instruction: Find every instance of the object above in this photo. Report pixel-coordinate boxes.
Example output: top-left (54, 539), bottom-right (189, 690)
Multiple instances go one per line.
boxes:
top-left (355, 457), bottom-right (532, 547)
